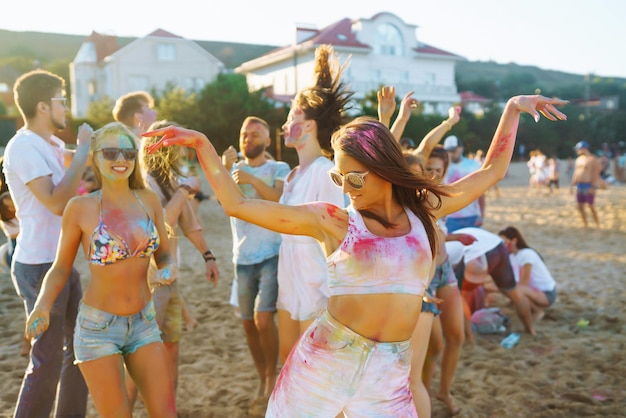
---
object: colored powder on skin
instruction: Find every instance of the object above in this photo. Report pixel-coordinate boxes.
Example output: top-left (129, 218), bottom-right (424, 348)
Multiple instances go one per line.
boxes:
top-left (161, 267), bottom-right (172, 280)
top-left (488, 133), bottom-right (513, 159)
top-left (351, 236), bottom-right (382, 261)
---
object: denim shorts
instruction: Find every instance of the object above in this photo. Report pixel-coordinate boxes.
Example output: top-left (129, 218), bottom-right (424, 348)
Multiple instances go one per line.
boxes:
top-left (266, 310), bottom-right (416, 417)
top-left (236, 255), bottom-right (278, 320)
top-left (73, 300), bottom-right (162, 364)
top-left (544, 287), bottom-right (557, 307)
top-left (421, 289), bottom-right (441, 316)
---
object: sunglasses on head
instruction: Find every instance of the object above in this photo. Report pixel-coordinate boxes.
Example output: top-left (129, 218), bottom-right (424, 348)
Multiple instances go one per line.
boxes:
top-left (96, 148), bottom-right (138, 161)
top-left (328, 170), bottom-right (370, 190)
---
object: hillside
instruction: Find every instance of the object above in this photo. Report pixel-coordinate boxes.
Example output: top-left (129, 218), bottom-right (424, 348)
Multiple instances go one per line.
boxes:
top-left (1, 29), bottom-right (624, 99)
top-left (456, 60), bottom-right (590, 89)
top-left (0, 29), bottom-right (277, 70)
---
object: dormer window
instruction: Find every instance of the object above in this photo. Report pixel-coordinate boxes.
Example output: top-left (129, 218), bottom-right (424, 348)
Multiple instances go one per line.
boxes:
top-left (374, 23), bottom-right (403, 56)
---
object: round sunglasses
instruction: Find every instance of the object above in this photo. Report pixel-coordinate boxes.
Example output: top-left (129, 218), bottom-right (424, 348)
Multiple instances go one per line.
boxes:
top-left (96, 148), bottom-right (138, 161)
top-left (328, 170), bottom-right (370, 190)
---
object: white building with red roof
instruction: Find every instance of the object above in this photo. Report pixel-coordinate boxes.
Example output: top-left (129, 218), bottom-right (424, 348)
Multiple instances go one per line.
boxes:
top-left (236, 12), bottom-right (464, 115)
top-left (70, 29), bottom-right (225, 118)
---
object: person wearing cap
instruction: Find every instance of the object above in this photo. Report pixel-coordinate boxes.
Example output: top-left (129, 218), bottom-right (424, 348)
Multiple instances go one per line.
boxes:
top-left (442, 135), bottom-right (485, 232)
top-left (571, 140), bottom-right (601, 227)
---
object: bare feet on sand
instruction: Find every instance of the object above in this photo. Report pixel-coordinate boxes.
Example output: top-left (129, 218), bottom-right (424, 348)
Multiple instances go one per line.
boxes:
top-left (532, 309), bottom-right (545, 323)
top-left (436, 392), bottom-right (460, 416)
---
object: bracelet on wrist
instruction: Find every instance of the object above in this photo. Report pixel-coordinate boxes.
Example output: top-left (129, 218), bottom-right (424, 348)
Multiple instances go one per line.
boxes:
top-left (179, 184), bottom-right (193, 194)
top-left (203, 250), bottom-right (216, 262)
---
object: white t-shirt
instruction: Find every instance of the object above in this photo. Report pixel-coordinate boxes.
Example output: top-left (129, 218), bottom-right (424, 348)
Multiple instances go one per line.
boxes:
top-left (509, 248), bottom-right (556, 292)
top-left (444, 157), bottom-right (482, 219)
top-left (448, 227), bottom-right (502, 264)
top-left (4, 129), bottom-right (67, 264)
top-left (230, 159), bottom-right (290, 265)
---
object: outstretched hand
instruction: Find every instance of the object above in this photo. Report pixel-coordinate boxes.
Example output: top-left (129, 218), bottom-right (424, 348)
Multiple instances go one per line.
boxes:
top-left (143, 126), bottom-right (209, 154)
top-left (397, 91), bottom-right (418, 122)
top-left (377, 85), bottom-right (396, 127)
top-left (512, 95), bottom-right (568, 122)
top-left (447, 106), bottom-right (462, 126)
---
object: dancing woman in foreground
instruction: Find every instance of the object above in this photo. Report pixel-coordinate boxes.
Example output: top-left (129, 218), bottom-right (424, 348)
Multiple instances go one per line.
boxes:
top-left (26, 122), bottom-right (177, 417)
top-left (143, 95), bottom-right (566, 416)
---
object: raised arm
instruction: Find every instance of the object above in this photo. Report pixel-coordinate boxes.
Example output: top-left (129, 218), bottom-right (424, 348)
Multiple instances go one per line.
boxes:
top-left (377, 85), bottom-right (396, 128)
top-left (414, 106), bottom-right (461, 159)
top-left (142, 127), bottom-right (333, 241)
top-left (389, 91), bottom-right (418, 142)
top-left (433, 95), bottom-right (567, 220)
top-left (28, 124), bottom-right (93, 215)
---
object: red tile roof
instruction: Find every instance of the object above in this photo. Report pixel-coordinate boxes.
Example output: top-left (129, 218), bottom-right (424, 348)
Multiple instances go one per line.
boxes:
top-left (146, 29), bottom-right (183, 39)
top-left (460, 91), bottom-right (491, 103)
top-left (414, 42), bottom-right (462, 58)
top-left (85, 31), bottom-right (119, 63)
top-left (252, 15), bottom-right (459, 61)
top-left (300, 18), bottom-right (370, 49)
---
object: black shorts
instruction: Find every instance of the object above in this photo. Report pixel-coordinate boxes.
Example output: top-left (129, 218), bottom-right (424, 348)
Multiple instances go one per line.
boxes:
top-left (455, 242), bottom-right (516, 292)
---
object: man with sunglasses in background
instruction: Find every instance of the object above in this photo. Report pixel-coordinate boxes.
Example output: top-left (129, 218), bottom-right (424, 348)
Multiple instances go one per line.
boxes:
top-left (4, 69), bottom-right (93, 418)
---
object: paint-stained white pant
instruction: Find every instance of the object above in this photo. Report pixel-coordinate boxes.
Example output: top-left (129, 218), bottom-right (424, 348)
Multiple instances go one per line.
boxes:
top-left (266, 310), bottom-right (417, 417)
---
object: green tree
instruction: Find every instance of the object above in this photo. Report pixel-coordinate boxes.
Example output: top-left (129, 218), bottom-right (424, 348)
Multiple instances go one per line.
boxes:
top-left (154, 84), bottom-right (202, 128)
top-left (85, 95), bottom-right (115, 128)
top-left (194, 73), bottom-right (287, 154)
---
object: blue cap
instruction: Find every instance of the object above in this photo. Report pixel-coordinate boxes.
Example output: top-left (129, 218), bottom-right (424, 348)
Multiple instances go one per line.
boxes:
top-left (574, 141), bottom-right (590, 151)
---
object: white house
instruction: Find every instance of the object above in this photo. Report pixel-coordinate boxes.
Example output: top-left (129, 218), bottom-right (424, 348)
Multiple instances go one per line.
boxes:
top-left (235, 12), bottom-right (464, 115)
top-left (70, 29), bottom-right (225, 118)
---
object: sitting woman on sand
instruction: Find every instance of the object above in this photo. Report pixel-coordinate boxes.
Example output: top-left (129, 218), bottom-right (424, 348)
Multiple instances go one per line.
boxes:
top-left (498, 226), bottom-right (557, 321)
top-left (143, 94), bottom-right (566, 416)
top-left (25, 122), bottom-right (178, 417)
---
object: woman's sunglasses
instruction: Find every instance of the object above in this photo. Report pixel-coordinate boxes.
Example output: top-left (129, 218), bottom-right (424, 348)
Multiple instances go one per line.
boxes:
top-left (96, 148), bottom-right (138, 161)
top-left (328, 170), bottom-right (369, 190)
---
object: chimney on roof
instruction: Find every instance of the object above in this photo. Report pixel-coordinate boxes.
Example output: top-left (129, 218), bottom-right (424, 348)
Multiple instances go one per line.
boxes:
top-left (294, 24), bottom-right (317, 45)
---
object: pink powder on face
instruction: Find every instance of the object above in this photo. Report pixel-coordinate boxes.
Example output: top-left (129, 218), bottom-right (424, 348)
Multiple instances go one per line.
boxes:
top-left (284, 122), bottom-right (306, 147)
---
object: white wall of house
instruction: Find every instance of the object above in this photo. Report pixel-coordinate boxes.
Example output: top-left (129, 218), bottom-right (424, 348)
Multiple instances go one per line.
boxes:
top-left (236, 12), bottom-right (463, 115)
top-left (70, 34), bottom-right (224, 118)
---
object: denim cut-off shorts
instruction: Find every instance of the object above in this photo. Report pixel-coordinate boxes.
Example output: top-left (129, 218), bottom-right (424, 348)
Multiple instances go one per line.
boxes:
top-left (73, 299), bottom-right (162, 364)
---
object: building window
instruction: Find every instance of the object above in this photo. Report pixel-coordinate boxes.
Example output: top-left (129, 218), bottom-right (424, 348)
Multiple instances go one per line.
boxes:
top-left (156, 44), bottom-right (176, 61)
top-left (374, 23), bottom-right (403, 56)
top-left (184, 77), bottom-right (205, 92)
top-left (88, 80), bottom-right (96, 96)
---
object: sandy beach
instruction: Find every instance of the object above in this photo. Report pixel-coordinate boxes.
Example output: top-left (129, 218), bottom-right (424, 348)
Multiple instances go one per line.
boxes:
top-left (0, 161), bottom-right (624, 417)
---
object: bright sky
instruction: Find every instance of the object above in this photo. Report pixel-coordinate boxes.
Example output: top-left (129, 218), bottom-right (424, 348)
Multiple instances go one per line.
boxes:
top-left (3, 0), bottom-right (625, 78)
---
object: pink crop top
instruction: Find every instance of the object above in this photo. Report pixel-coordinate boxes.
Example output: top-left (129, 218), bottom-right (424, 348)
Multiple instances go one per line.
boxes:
top-left (327, 205), bottom-right (432, 296)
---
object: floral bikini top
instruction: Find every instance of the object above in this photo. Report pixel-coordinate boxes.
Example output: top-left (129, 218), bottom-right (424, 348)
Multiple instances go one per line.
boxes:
top-left (88, 191), bottom-right (160, 266)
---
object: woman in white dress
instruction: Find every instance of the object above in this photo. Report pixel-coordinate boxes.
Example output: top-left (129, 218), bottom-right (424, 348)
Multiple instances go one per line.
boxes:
top-left (276, 44), bottom-right (352, 362)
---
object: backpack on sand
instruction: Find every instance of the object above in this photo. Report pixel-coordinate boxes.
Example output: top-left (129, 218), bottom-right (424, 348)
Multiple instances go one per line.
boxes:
top-left (471, 307), bottom-right (509, 334)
